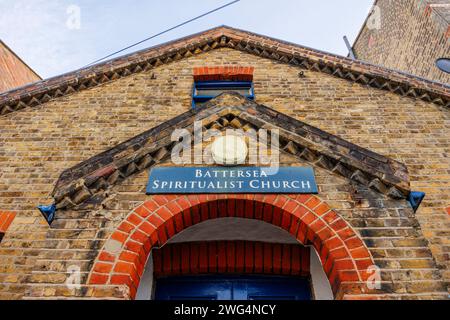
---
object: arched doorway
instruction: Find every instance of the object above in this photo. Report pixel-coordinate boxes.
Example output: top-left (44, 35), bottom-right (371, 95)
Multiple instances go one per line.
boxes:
top-left (88, 194), bottom-right (374, 300)
top-left (146, 240), bottom-right (314, 301)
top-left (135, 218), bottom-right (334, 300)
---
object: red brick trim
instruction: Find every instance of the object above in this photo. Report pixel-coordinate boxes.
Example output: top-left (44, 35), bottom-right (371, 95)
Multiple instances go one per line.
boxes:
top-left (0, 41), bottom-right (41, 92)
top-left (0, 211), bottom-right (16, 243)
top-left (0, 211), bottom-right (16, 234)
top-left (153, 241), bottom-right (310, 278)
top-left (88, 194), bottom-right (374, 299)
top-left (193, 66), bottom-right (254, 82)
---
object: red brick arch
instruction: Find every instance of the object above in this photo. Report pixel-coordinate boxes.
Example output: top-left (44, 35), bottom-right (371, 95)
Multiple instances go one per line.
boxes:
top-left (88, 194), bottom-right (374, 299)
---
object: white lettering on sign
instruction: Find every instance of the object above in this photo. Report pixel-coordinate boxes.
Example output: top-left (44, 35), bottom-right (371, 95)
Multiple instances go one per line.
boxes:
top-left (195, 169), bottom-right (268, 179)
top-left (249, 180), bottom-right (313, 190)
top-left (147, 167), bottom-right (318, 195)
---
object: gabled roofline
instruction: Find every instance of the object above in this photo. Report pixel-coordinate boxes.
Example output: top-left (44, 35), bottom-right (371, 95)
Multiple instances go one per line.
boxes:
top-left (50, 93), bottom-right (410, 212)
top-left (351, 0), bottom-right (378, 56)
top-left (0, 25), bottom-right (448, 117)
top-left (351, 1), bottom-right (450, 85)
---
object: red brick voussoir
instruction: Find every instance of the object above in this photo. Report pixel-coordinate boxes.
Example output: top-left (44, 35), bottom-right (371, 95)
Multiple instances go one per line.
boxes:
top-left (88, 194), bottom-right (374, 299)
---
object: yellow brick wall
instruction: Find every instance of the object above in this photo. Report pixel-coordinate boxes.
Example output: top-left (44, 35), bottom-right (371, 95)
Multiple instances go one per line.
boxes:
top-left (353, 0), bottom-right (450, 83)
top-left (0, 48), bottom-right (448, 299)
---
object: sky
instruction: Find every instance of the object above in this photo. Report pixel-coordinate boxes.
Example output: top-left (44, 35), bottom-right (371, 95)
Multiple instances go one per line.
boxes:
top-left (0, 0), bottom-right (374, 79)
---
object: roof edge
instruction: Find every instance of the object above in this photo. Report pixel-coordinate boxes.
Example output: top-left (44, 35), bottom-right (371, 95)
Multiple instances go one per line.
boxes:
top-left (0, 25), bottom-right (227, 96)
top-left (0, 25), bottom-right (448, 117)
top-left (0, 40), bottom-right (42, 81)
top-left (351, 0), bottom-right (378, 54)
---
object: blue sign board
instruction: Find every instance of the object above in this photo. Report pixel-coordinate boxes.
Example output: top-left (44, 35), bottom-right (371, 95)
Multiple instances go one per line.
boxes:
top-left (146, 167), bottom-right (318, 194)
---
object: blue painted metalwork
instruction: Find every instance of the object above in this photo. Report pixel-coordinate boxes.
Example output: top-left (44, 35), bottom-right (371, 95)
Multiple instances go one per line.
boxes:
top-left (436, 58), bottom-right (450, 74)
top-left (38, 203), bottom-right (56, 225)
top-left (343, 35), bottom-right (356, 60)
top-left (408, 191), bottom-right (426, 213)
top-left (155, 276), bottom-right (312, 301)
top-left (146, 166), bottom-right (318, 195)
top-left (195, 81), bottom-right (254, 88)
top-left (192, 81), bottom-right (255, 108)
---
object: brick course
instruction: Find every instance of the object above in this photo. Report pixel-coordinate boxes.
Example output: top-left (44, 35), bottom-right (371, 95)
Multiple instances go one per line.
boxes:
top-left (353, 0), bottom-right (450, 83)
top-left (193, 66), bottom-right (254, 81)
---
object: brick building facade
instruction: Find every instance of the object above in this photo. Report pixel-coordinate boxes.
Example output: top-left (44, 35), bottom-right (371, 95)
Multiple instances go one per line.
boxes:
top-left (0, 40), bottom-right (41, 93)
top-left (353, 0), bottom-right (450, 83)
top-left (0, 26), bottom-right (448, 300)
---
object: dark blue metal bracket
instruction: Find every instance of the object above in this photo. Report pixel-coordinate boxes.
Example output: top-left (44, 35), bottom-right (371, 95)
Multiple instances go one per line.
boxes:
top-left (38, 203), bottom-right (56, 225)
top-left (408, 191), bottom-right (425, 213)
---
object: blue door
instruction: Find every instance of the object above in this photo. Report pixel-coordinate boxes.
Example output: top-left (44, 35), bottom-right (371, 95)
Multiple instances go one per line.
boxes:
top-left (155, 276), bottom-right (311, 301)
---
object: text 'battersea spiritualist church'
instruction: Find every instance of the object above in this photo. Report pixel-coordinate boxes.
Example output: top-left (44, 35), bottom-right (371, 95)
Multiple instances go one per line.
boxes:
top-left (0, 24), bottom-right (448, 300)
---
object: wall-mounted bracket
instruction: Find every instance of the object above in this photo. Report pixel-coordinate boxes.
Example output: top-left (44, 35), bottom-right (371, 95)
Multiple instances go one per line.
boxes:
top-left (343, 35), bottom-right (356, 60)
top-left (408, 191), bottom-right (426, 213)
top-left (38, 203), bottom-right (56, 225)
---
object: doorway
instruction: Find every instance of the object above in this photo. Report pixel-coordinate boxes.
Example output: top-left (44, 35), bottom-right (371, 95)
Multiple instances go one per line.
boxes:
top-left (155, 275), bottom-right (312, 300)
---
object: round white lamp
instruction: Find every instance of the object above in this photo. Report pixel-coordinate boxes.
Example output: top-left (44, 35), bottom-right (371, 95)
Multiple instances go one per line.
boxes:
top-left (211, 135), bottom-right (248, 166)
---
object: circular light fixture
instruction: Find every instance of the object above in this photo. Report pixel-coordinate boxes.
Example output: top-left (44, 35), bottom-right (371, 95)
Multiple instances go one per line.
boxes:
top-left (211, 135), bottom-right (248, 166)
top-left (436, 58), bottom-right (450, 74)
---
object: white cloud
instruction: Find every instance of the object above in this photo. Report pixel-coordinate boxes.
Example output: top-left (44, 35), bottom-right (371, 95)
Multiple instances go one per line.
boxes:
top-left (0, 0), bottom-right (91, 78)
top-left (0, 0), bottom-right (374, 79)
